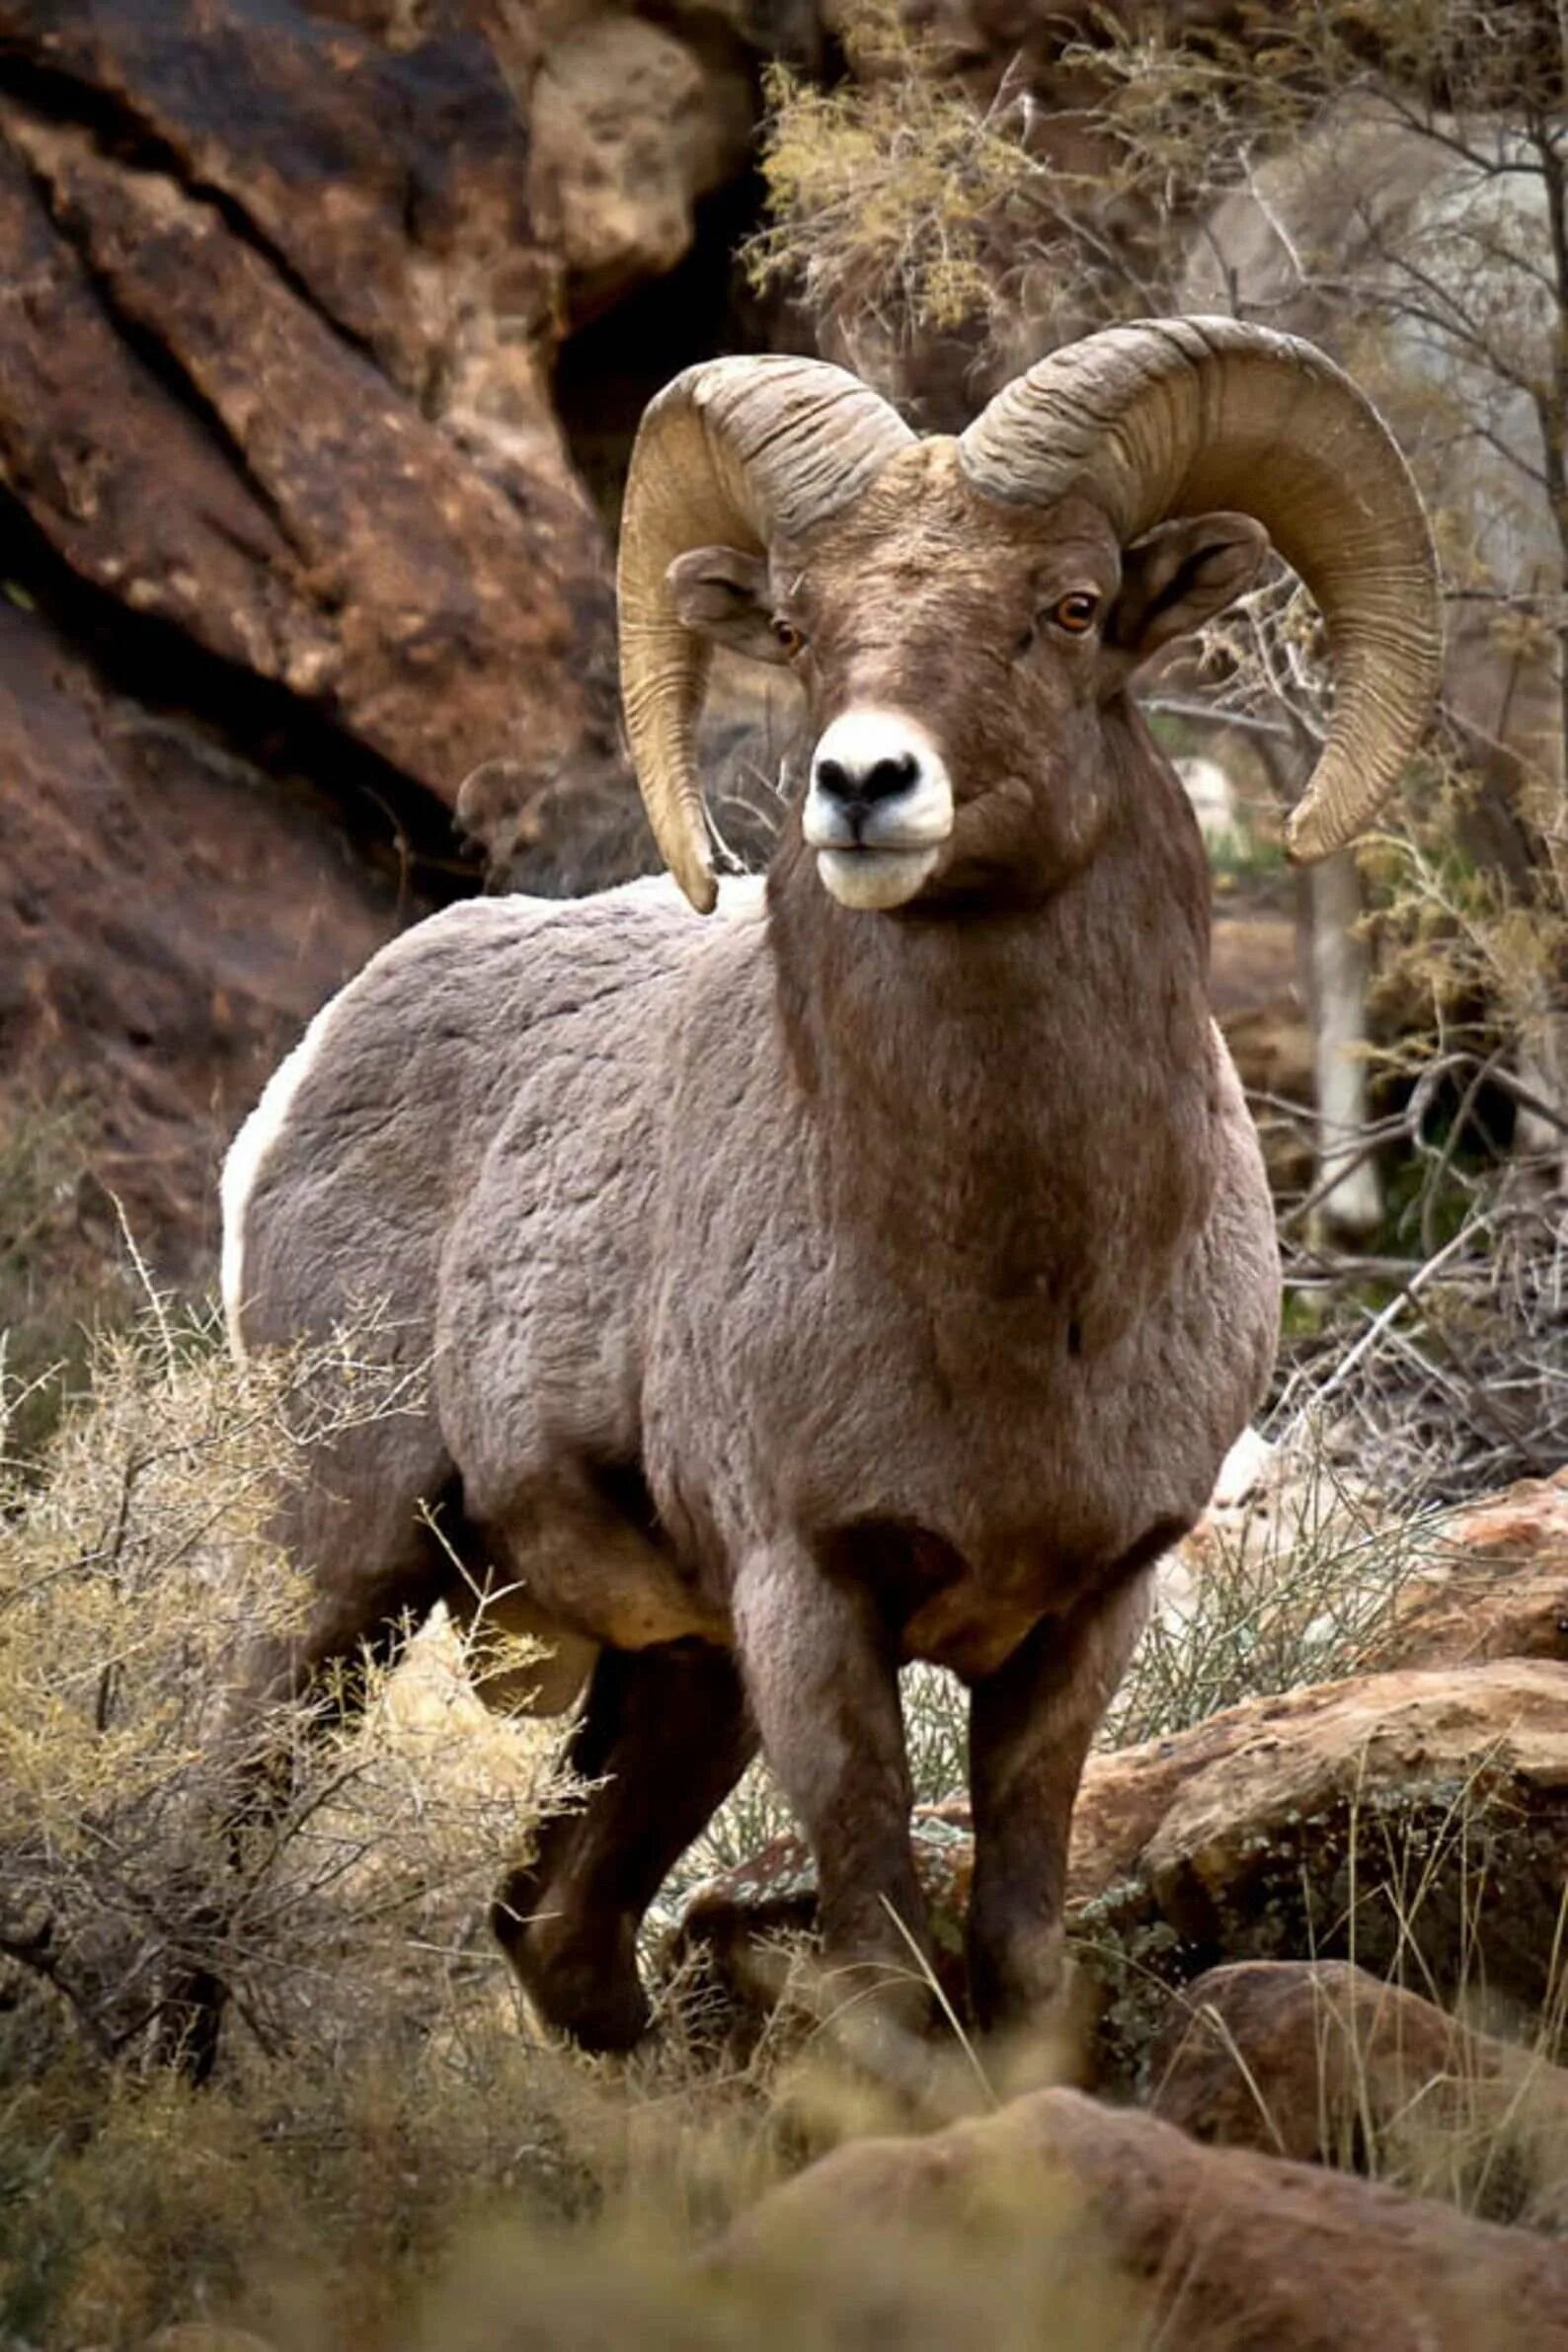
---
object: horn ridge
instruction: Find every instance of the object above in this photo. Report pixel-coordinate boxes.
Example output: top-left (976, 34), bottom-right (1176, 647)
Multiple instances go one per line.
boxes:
top-left (958, 317), bottom-right (1442, 859)
top-left (618, 356), bottom-right (915, 909)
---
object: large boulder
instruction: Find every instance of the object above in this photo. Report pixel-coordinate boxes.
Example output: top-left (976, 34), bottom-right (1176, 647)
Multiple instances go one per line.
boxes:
top-left (0, 68), bottom-right (619, 829)
top-left (710, 2082), bottom-right (1568, 2350)
top-left (1149, 1959), bottom-right (1568, 2234)
top-left (0, 0), bottom-right (570, 501)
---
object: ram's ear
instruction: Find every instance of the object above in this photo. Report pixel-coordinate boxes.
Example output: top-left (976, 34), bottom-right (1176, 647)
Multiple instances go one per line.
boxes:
top-left (1111, 513), bottom-right (1269, 664)
top-left (666, 546), bottom-right (789, 666)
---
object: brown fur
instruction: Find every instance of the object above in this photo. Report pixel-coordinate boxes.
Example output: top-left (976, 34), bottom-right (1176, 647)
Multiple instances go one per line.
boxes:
top-left (222, 446), bottom-right (1280, 2055)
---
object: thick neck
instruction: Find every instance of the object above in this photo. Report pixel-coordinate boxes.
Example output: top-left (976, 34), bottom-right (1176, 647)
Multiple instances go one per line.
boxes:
top-left (765, 713), bottom-right (1217, 1346)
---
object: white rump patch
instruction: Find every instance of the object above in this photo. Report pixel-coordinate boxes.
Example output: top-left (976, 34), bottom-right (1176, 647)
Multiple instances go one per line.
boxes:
top-left (220, 988), bottom-right (349, 1360)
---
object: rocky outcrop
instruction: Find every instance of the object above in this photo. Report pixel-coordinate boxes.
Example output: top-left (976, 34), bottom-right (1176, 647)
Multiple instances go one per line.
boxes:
top-left (0, 0), bottom-right (633, 1290)
top-left (671, 1661), bottom-right (1568, 2066)
top-left (0, 574), bottom-right (420, 1276)
top-left (0, 9), bottom-right (621, 834)
top-left (533, 7), bottom-right (754, 325)
top-left (711, 2081), bottom-right (1568, 2350)
top-left (1149, 1959), bottom-right (1568, 2234)
top-left (1377, 1470), bottom-right (1568, 1671)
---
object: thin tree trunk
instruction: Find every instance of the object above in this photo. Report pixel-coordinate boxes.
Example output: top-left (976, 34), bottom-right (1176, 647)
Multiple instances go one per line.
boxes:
top-left (1304, 848), bottom-right (1382, 1245)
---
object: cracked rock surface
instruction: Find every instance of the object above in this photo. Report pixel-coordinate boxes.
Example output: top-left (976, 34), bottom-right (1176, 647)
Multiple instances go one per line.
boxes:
top-left (0, 0), bottom-right (638, 1275)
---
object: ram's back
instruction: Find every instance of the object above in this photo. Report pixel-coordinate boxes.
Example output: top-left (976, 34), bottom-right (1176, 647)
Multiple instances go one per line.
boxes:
top-left (222, 877), bottom-right (728, 1374)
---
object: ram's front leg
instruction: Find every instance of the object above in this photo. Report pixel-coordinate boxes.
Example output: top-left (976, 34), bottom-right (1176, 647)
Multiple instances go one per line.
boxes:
top-left (965, 1571), bottom-right (1152, 2034)
top-left (733, 1540), bottom-right (933, 2067)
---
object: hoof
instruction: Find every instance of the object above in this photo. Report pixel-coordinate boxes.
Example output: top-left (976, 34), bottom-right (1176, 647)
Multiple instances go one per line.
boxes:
top-left (492, 1873), bottom-right (650, 2053)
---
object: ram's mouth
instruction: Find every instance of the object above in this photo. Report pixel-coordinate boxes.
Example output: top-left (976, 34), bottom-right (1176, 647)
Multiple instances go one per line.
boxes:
top-left (815, 843), bottom-right (943, 911)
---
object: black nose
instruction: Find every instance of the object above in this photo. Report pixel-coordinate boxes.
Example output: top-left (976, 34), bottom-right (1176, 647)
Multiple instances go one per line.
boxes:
top-left (815, 750), bottom-right (919, 807)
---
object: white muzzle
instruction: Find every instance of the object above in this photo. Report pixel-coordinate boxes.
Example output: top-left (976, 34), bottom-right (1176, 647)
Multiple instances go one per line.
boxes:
top-left (802, 708), bottom-right (954, 910)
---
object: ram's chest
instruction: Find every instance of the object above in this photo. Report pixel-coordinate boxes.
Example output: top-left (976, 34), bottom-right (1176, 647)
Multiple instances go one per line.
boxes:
top-left (806, 1340), bottom-right (1192, 1680)
top-left (662, 1249), bottom-right (1145, 1557)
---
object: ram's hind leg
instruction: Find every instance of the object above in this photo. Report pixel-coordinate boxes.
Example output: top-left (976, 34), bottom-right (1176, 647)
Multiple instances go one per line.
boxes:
top-left (494, 1639), bottom-right (755, 2051)
top-left (231, 1401), bottom-right (460, 1721)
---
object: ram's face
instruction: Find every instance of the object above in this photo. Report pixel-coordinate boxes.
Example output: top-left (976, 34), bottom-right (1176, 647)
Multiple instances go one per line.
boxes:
top-left (667, 439), bottom-right (1267, 913)
top-left (782, 454), bottom-right (1128, 912)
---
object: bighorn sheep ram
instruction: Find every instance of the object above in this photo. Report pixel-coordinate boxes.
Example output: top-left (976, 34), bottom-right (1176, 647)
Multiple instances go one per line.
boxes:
top-left (223, 319), bottom-right (1439, 2055)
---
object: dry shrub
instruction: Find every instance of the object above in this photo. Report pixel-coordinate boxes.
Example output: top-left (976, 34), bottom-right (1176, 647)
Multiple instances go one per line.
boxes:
top-left (0, 1307), bottom-right (604, 2343)
top-left (1109, 1441), bottom-right (1440, 1749)
top-left (1281, 1185), bottom-right (1568, 1502)
top-left (745, 0), bottom-right (1049, 361)
top-left (1, 1306), bottom-right (313, 2062)
top-left (0, 1298), bottom-right (563, 2064)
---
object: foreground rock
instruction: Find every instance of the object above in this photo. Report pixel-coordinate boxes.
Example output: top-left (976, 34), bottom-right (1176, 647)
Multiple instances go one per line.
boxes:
top-left (711, 2084), bottom-right (1568, 2350)
top-left (1150, 1959), bottom-right (1568, 2233)
top-left (672, 1661), bottom-right (1568, 2069)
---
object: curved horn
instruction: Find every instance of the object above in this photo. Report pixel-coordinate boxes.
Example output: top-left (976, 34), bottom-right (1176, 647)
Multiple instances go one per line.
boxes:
top-left (618, 356), bottom-right (916, 910)
top-left (958, 317), bottom-right (1441, 860)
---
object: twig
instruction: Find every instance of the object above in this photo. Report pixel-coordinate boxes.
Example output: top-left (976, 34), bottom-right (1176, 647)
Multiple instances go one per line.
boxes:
top-left (1280, 1218), bottom-right (1490, 1440)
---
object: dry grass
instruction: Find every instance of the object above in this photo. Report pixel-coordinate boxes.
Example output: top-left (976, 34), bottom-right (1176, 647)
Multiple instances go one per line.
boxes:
top-left (1109, 1435), bottom-right (1443, 1749)
top-left (1150, 1790), bottom-right (1568, 2235)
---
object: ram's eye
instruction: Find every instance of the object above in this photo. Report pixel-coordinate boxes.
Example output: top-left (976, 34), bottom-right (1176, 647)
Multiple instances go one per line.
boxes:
top-left (772, 617), bottom-right (807, 657)
top-left (1052, 592), bottom-right (1100, 635)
